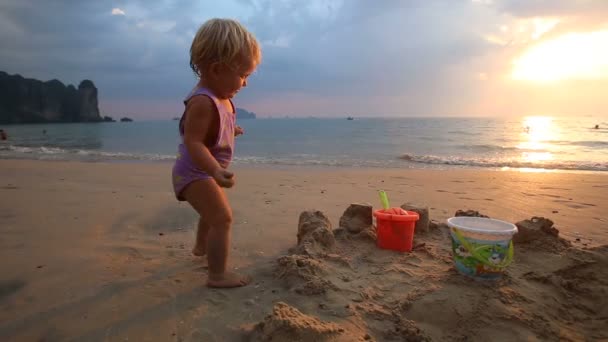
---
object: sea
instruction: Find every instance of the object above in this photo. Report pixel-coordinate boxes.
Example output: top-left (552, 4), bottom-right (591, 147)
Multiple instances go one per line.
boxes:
top-left (1, 116), bottom-right (607, 173)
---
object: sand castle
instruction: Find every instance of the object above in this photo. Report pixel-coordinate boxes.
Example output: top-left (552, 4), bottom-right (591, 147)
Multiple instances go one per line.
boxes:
top-left (249, 204), bottom-right (608, 341)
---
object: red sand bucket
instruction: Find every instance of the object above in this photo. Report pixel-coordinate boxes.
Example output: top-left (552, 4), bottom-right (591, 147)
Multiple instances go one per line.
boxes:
top-left (373, 208), bottom-right (419, 252)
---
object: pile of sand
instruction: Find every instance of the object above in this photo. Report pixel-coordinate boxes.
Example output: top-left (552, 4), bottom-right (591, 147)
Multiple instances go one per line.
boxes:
top-left (252, 205), bottom-right (607, 341)
top-left (250, 302), bottom-right (368, 342)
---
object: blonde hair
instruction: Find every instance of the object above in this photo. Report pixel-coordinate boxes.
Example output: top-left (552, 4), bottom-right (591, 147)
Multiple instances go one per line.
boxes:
top-left (190, 18), bottom-right (261, 77)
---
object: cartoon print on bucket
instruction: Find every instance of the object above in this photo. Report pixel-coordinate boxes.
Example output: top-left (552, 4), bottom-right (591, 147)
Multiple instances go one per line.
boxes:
top-left (447, 216), bottom-right (518, 280)
top-left (451, 235), bottom-right (512, 279)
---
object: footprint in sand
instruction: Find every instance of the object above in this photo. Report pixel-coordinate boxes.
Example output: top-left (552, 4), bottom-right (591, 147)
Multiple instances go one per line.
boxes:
top-left (553, 199), bottom-right (596, 209)
top-left (112, 246), bottom-right (144, 259)
top-left (183, 329), bottom-right (216, 342)
top-left (540, 186), bottom-right (572, 191)
top-left (1, 185), bottom-right (19, 190)
top-left (539, 194), bottom-right (562, 199)
top-left (0, 279), bottom-right (26, 300)
top-left (436, 190), bottom-right (467, 195)
top-left (206, 290), bottom-right (230, 306)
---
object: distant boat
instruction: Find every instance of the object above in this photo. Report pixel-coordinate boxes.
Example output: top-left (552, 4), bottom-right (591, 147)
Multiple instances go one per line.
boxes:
top-left (172, 117), bottom-right (180, 121)
top-left (347, 116), bottom-right (354, 121)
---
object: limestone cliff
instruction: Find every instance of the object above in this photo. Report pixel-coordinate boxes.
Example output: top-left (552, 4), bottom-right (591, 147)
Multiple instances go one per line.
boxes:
top-left (0, 71), bottom-right (102, 124)
top-left (236, 107), bottom-right (256, 119)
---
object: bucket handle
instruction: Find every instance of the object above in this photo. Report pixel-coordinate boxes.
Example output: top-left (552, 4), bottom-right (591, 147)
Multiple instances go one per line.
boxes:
top-left (452, 228), bottom-right (514, 269)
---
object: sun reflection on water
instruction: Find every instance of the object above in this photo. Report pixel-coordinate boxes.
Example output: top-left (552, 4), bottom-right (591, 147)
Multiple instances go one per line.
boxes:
top-left (519, 116), bottom-right (556, 164)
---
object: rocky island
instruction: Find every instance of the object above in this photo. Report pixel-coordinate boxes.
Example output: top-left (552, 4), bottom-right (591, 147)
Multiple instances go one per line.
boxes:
top-left (0, 71), bottom-right (102, 124)
top-left (0, 71), bottom-right (258, 124)
top-left (236, 107), bottom-right (256, 119)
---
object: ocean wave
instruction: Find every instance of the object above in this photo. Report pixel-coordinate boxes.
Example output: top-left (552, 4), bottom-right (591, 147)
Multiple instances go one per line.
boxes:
top-left (571, 140), bottom-right (608, 147)
top-left (233, 156), bottom-right (382, 167)
top-left (0, 144), bottom-right (175, 161)
top-left (1, 143), bottom-right (606, 172)
top-left (457, 144), bottom-right (519, 152)
top-left (447, 130), bottom-right (481, 136)
top-left (548, 140), bottom-right (608, 147)
top-left (398, 153), bottom-right (608, 171)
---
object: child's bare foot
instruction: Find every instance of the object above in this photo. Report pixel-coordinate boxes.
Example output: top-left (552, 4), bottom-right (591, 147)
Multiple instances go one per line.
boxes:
top-left (207, 272), bottom-right (251, 288)
top-left (192, 245), bottom-right (206, 256)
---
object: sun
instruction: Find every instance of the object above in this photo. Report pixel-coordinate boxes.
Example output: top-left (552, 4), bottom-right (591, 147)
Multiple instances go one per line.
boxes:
top-left (512, 30), bottom-right (608, 82)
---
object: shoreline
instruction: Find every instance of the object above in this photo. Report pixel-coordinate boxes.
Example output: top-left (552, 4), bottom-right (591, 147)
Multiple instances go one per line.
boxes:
top-left (2, 155), bottom-right (608, 175)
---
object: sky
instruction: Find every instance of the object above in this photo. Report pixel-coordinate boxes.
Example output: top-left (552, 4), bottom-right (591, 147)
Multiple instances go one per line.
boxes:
top-left (1, 0), bottom-right (607, 119)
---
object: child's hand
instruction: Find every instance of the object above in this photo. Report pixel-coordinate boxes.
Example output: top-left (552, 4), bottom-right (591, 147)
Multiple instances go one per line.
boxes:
top-left (235, 125), bottom-right (244, 137)
top-left (212, 168), bottom-right (235, 188)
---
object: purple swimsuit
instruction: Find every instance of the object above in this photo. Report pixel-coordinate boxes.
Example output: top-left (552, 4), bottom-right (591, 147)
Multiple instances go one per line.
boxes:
top-left (172, 86), bottom-right (236, 201)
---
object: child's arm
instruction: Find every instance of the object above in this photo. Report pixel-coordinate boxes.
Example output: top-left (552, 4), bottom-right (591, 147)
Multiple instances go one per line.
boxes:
top-left (235, 125), bottom-right (244, 136)
top-left (182, 96), bottom-right (235, 188)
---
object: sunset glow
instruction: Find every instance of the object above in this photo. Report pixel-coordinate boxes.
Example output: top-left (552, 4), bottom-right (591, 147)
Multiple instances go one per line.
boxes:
top-left (512, 31), bottom-right (608, 82)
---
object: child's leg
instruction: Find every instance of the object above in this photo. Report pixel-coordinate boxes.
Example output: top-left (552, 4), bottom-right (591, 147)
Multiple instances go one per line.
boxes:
top-left (182, 179), bottom-right (250, 288)
top-left (192, 218), bottom-right (210, 256)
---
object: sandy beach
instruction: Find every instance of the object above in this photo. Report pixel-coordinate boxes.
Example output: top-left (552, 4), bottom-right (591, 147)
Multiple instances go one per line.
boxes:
top-left (0, 159), bottom-right (606, 341)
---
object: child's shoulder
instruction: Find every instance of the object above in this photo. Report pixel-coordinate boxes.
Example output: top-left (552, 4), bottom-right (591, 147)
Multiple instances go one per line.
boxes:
top-left (186, 94), bottom-right (217, 115)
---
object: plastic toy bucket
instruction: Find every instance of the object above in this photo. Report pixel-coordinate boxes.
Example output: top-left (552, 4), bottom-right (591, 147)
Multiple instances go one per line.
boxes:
top-left (374, 208), bottom-right (419, 252)
top-left (447, 217), bottom-right (518, 280)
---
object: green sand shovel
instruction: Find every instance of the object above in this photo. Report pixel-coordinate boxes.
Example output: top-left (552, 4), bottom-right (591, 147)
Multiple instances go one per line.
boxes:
top-left (378, 190), bottom-right (390, 210)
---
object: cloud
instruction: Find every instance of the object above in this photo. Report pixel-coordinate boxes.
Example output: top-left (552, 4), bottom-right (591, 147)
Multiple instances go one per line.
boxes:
top-left (262, 32), bottom-right (293, 48)
top-left (240, 0), bottom-right (497, 104)
top-left (0, 0), bottom-right (606, 118)
top-left (496, 0), bottom-right (608, 33)
top-left (497, 0), bottom-right (608, 17)
top-left (111, 7), bottom-right (126, 16)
